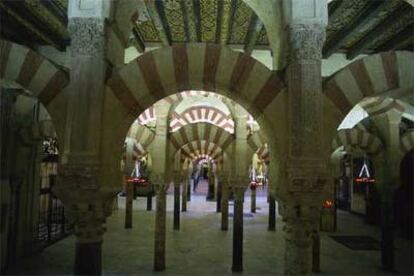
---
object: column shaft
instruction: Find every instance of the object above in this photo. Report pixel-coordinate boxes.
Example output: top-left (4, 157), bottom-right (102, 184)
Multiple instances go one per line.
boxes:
top-left (182, 181), bottom-right (187, 212)
top-left (216, 181), bottom-right (222, 212)
top-left (312, 232), bottom-right (320, 273)
top-left (221, 181), bottom-right (229, 231)
top-left (173, 184), bottom-right (180, 230)
top-left (232, 194), bottom-right (244, 272)
top-left (251, 187), bottom-right (256, 213)
top-left (146, 195), bottom-right (152, 211)
top-left (74, 241), bottom-right (102, 275)
top-left (154, 191), bottom-right (166, 271)
top-left (268, 195), bottom-right (276, 231)
top-left (124, 182), bottom-right (133, 228)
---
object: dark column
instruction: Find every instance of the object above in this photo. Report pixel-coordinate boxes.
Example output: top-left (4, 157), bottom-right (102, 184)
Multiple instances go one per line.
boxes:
top-left (146, 195), bottom-right (152, 211)
top-left (268, 194), bottom-right (276, 231)
top-left (182, 179), bottom-right (187, 212)
top-left (232, 187), bottom-right (244, 272)
top-left (74, 242), bottom-right (102, 275)
top-left (381, 200), bottom-right (394, 271)
top-left (312, 231), bottom-right (320, 273)
top-left (250, 186), bottom-right (256, 213)
top-left (187, 180), bottom-right (191, 202)
top-left (124, 182), bottom-right (133, 228)
top-left (154, 187), bottom-right (167, 271)
top-left (221, 180), bottom-right (229, 231)
top-left (216, 181), bottom-right (222, 212)
top-left (173, 183), bottom-right (180, 230)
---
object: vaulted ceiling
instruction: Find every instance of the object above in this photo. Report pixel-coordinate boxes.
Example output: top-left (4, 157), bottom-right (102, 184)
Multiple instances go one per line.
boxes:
top-left (0, 0), bottom-right (412, 59)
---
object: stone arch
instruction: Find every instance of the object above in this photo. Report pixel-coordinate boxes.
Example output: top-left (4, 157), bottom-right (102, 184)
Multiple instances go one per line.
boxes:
top-left (323, 51), bottom-right (414, 155)
top-left (170, 106), bottom-right (234, 133)
top-left (179, 140), bottom-right (226, 163)
top-left (324, 51), bottom-right (414, 118)
top-left (332, 128), bottom-right (384, 155)
top-left (102, 43), bottom-right (285, 188)
top-left (0, 40), bottom-right (70, 141)
top-left (169, 122), bottom-right (234, 153)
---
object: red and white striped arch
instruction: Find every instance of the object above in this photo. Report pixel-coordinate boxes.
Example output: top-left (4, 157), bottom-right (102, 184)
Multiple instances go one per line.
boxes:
top-left (106, 43), bottom-right (285, 120)
top-left (180, 140), bottom-right (225, 163)
top-left (0, 40), bottom-right (69, 106)
top-left (332, 128), bottom-right (383, 154)
top-left (247, 131), bottom-right (269, 163)
top-left (324, 51), bottom-right (414, 117)
top-left (169, 123), bottom-right (234, 154)
top-left (170, 106), bottom-right (234, 133)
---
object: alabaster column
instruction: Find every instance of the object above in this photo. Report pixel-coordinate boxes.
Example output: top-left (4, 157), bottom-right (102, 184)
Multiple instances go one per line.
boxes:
top-left (231, 179), bottom-right (248, 272)
top-left (124, 181), bottom-right (133, 229)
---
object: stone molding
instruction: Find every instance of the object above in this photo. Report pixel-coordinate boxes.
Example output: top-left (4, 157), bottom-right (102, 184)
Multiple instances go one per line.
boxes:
top-left (287, 23), bottom-right (325, 63)
top-left (70, 203), bottom-right (107, 243)
top-left (285, 158), bottom-right (328, 192)
top-left (68, 17), bottom-right (105, 56)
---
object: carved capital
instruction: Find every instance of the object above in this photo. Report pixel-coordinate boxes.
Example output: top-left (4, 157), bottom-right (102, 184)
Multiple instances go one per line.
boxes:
top-left (150, 173), bottom-right (169, 195)
top-left (287, 24), bottom-right (325, 63)
top-left (286, 158), bottom-right (328, 193)
top-left (68, 203), bottom-right (107, 243)
top-left (68, 17), bottom-right (105, 56)
top-left (58, 163), bottom-right (100, 190)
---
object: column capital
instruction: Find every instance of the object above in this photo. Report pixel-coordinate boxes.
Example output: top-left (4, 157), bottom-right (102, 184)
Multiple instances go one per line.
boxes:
top-left (69, 203), bottom-right (108, 243)
top-left (287, 23), bottom-right (326, 63)
top-left (150, 173), bottom-right (169, 195)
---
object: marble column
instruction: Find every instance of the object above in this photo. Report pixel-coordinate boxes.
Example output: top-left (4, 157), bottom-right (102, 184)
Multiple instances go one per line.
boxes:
top-left (153, 179), bottom-right (168, 271)
top-left (124, 182), bottom-right (133, 229)
top-left (221, 173), bottom-right (229, 231)
top-left (381, 199), bottom-right (394, 271)
top-left (282, 3), bottom-right (328, 272)
top-left (173, 182), bottom-right (180, 230)
top-left (268, 194), bottom-right (276, 231)
top-left (231, 180), bottom-right (247, 272)
top-left (146, 195), bottom-right (152, 211)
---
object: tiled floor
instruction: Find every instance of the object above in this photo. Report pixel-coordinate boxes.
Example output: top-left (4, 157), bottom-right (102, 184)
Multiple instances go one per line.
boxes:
top-left (6, 184), bottom-right (413, 275)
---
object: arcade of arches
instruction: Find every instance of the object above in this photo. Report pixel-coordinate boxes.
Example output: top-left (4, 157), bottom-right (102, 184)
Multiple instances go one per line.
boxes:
top-left (0, 0), bottom-right (413, 275)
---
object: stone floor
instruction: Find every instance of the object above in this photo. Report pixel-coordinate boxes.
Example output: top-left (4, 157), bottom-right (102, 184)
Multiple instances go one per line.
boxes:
top-left (6, 184), bottom-right (414, 275)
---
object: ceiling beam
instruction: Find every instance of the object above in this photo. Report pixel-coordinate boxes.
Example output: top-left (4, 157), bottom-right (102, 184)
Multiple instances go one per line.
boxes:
top-left (244, 13), bottom-right (263, 55)
top-left (347, 6), bottom-right (414, 59)
top-left (375, 24), bottom-right (414, 51)
top-left (192, 0), bottom-right (202, 42)
top-left (226, 0), bottom-right (238, 44)
top-left (132, 26), bottom-right (146, 53)
top-left (144, 0), bottom-right (171, 46)
top-left (180, 0), bottom-right (191, 42)
top-left (0, 1), bottom-right (60, 49)
top-left (323, 0), bottom-right (386, 58)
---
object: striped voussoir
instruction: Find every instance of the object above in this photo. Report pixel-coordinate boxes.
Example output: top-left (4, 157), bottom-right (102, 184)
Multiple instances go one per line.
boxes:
top-left (0, 40), bottom-right (69, 105)
top-left (106, 43), bottom-right (285, 119)
top-left (127, 121), bottom-right (155, 151)
top-left (247, 131), bottom-right (269, 162)
top-left (169, 122), bottom-right (234, 154)
top-left (180, 140), bottom-right (225, 162)
top-left (332, 128), bottom-right (383, 154)
top-left (137, 106), bottom-right (156, 125)
top-left (401, 130), bottom-right (414, 154)
top-left (169, 106), bottom-right (234, 132)
top-left (324, 51), bottom-right (414, 116)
